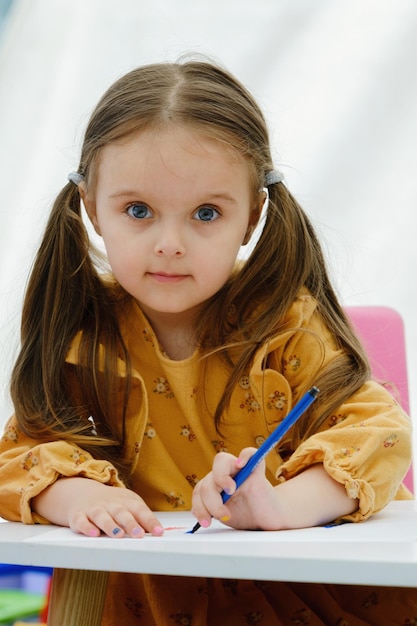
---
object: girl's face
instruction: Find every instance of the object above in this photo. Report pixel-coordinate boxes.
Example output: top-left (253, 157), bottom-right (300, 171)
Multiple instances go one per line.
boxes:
top-left (82, 126), bottom-right (262, 324)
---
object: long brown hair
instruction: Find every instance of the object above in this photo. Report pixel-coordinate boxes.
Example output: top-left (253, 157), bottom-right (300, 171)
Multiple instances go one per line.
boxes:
top-left (10, 59), bottom-right (370, 475)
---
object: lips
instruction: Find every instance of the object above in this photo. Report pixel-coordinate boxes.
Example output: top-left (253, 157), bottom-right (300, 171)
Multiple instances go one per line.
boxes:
top-left (147, 272), bottom-right (189, 283)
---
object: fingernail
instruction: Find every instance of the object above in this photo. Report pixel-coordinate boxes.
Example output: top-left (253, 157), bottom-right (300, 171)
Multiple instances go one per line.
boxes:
top-left (236, 457), bottom-right (244, 467)
top-left (89, 528), bottom-right (100, 537)
top-left (132, 527), bottom-right (143, 537)
top-left (200, 519), bottom-right (211, 528)
top-left (220, 515), bottom-right (230, 522)
top-left (112, 527), bottom-right (122, 536)
top-left (153, 525), bottom-right (164, 536)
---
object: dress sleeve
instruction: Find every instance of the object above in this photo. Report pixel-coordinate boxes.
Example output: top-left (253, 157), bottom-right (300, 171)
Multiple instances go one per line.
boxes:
top-left (0, 415), bottom-right (124, 524)
top-left (273, 298), bottom-right (413, 522)
top-left (277, 381), bottom-right (412, 521)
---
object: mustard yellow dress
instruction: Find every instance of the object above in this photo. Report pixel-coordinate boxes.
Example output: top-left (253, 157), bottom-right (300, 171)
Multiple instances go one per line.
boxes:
top-left (0, 293), bottom-right (415, 625)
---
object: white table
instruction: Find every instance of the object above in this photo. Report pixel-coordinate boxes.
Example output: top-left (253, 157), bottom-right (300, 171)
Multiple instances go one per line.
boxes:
top-left (1, 500), bottom-right (417, 625)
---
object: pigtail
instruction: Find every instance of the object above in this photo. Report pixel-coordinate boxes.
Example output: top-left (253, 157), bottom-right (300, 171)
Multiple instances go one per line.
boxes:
top-left (10, 183), bottom-right (130, 472)
top-left (198, 180), bottom-right (370, 438)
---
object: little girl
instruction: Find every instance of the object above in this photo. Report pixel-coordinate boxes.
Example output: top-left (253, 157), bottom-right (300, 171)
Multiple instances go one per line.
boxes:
top-left (0, 59), bottom-right (415, 624)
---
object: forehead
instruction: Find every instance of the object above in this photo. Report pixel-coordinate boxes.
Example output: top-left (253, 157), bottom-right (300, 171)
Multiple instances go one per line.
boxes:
top-left (100, 125), bottom-right (243, 163)
top-left (94, 125), bottom-right (255, 192)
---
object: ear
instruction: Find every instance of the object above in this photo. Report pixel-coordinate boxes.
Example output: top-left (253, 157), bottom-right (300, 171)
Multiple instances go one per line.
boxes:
top-left (242, 191), bottom-right (265, 245)
top-left (79, 182), bottom-right (102, 236)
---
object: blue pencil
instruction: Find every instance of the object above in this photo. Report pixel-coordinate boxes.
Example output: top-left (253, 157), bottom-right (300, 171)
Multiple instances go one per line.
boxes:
top-left (187, 386), bottom-right (320, 533)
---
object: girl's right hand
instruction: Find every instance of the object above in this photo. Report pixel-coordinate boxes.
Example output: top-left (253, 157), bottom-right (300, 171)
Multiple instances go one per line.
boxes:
top-left (32, 477), bottom-right (164, 538)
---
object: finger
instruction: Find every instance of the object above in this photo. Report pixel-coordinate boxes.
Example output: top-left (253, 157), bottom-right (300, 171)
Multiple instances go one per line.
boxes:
top-left (107, 508), bottom-right (146, 538)
top-left (91, 502), bottom-right (165, 539)
top-left (87, 506), bottom-right (129, 538)
top-left (235, 447), bottom-right (258, 469)
top-left (68, 510), bottom-right (104, 538)
top-left (190, 481), bottom-right (212, 527)
top-left (211, 452), bottom-right (240, 496)
top-left (123, 509), bottom-right (165, 538)
top-left (107, 489), bottom-right (165, 537)
top-left (70, 503), bottom-right (130, 539)
top-left (192, 475), bottom-right (231, 524)
top-left (69, 507), bottom-right (164, 539)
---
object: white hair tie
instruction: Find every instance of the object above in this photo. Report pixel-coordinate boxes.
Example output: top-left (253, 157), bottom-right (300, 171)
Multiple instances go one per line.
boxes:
top-left (68, 171), bottom-right (84, 185)
top-left (265, 170), bottom-right (284, 186)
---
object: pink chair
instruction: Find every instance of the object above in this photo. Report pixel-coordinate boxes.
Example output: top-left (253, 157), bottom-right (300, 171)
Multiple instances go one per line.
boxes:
top-left (345, 305), bottom-right (413, 492)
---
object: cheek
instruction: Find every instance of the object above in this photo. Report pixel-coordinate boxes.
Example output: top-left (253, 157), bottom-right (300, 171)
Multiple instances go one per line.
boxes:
top-left (99, 232), bottom-right (135, 275)
top-left (195, 246), bottom-right (240, 285)
top-left (103, 248), bottom-right (140, 291)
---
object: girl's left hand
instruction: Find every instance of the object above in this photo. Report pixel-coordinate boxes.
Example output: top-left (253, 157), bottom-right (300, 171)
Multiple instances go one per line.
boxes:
top-left (191, 448), bottom-right (284, 531)
top-left (191, 450), bottom-right (359, 531)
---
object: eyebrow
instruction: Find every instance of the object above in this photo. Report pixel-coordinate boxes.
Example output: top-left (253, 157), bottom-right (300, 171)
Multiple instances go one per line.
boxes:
top-left (108, 190), bottom-right (141, 199)
top-left (108, 190), bottom-right (238, 204)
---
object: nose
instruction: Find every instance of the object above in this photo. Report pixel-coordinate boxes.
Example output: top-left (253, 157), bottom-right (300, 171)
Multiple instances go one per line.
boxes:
top-left (154, 223), bottom-right (186, 257)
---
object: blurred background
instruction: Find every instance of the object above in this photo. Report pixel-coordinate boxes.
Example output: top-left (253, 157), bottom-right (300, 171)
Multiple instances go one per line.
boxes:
top-left (0, 0), bottom-right (416, 468)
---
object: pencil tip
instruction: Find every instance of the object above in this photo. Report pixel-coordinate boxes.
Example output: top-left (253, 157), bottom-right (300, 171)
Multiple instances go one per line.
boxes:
top-left (186, 522), bottom-right (201, 534)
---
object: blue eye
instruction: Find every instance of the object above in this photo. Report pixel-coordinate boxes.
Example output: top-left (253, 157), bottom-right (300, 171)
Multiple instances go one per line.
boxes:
top-left (194, 206), bottom-right (220, 222)
top-left (127, 203), bottom-right (152, 219)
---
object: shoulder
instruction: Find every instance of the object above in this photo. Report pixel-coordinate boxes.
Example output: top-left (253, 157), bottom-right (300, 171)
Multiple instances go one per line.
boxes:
top-left (268, 288), bottom-right (323, 347)
top-left (253, 290), bottom-right (338, 375)
top-left (284, 288), bottom-right (319, 328)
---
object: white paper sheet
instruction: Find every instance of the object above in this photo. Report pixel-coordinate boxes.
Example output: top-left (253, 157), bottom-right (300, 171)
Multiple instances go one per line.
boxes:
top-left (25, 506), bottom-right (417, 544)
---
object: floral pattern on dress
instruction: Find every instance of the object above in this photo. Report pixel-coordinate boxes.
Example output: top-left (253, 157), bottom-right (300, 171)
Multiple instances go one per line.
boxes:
top-left (21, 451), bottom-right (38, 471)
top-left (125, 597), bottom-right (144, 618)
top-left (245, 611), bottom-right (264, 624)
top-left (383, 433), bottom-right (399, 448)
top-left (71, 448), bottom-right (89, 465)
top-left (164, 492), bottom-right (185, 508)
top-left (289, 607), bottom-right (312, 624)
top-left (267, 390), bottom-right (287, 411)
top-left (212, 439), bottom-right (228, 453)
top-left (222, 579), bottom-right (239, 595)
top-left (361, 591), bottom-right (378, 608)
top-left (186, 473), bottom-right (199, 488)
top-left (240, 391), bottom-right (260, 412)
top-left (142, 327), bottom-right (155, 347)
top-left (144, 422), bottom-right (156, 439)
top-left (153, 377), bottom-right (174, 399)
top-left (346, 478), bottom-right (361, 499)
top-left (1, 424), bottom-right (19, 443)
top-left (283, 354), bottom-right (301, 372)
top-left (335, 446), bottom-right (360, 459)
top-left (180, 424), bottom-right (196, 442)
top-left (329, 413), bottom-right (348, 427)
top-left (169, 612), bottom-right (192, 625)
top-left (237, 375), bottom-right (260, 412)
